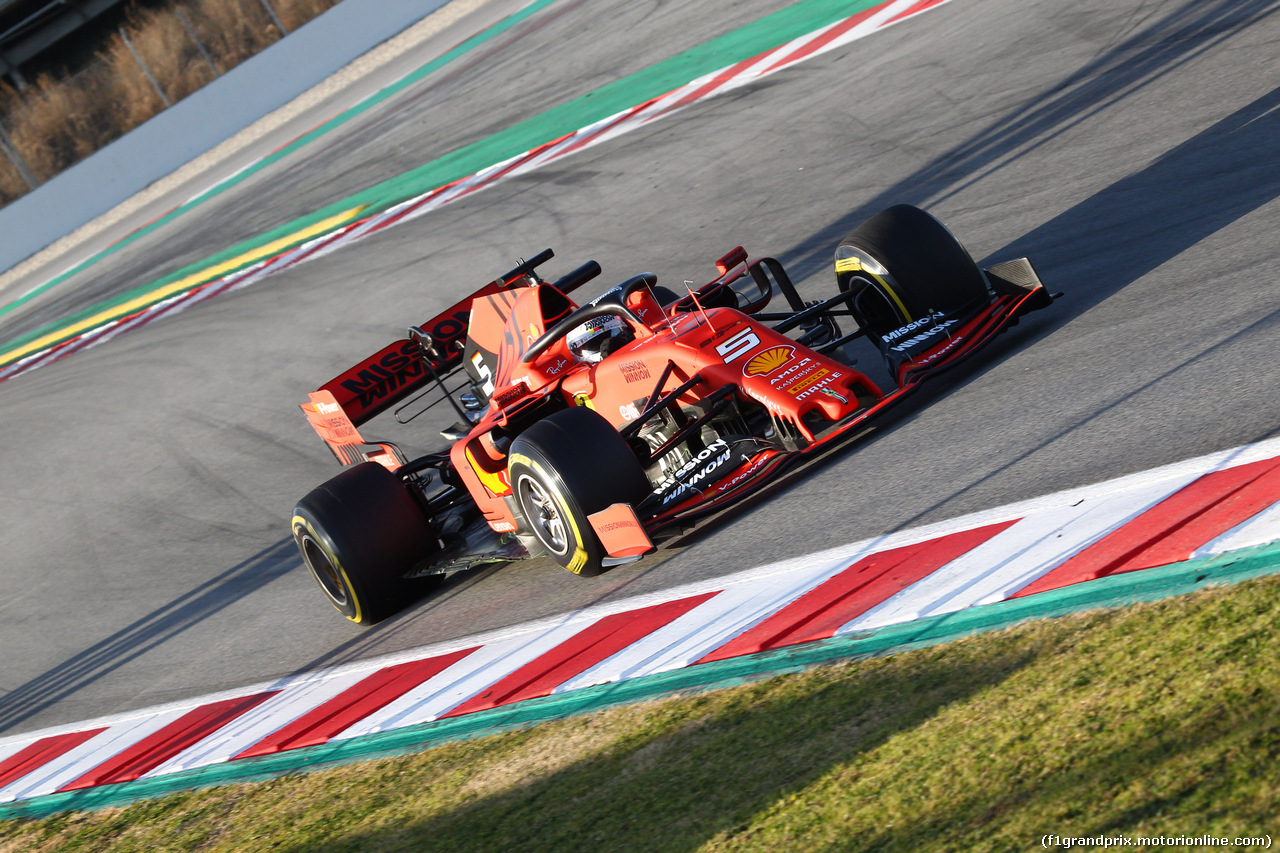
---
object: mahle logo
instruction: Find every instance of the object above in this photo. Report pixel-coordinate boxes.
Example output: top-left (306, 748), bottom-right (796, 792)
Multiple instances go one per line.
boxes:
top-left (743, 345), bottom-right (794, 377)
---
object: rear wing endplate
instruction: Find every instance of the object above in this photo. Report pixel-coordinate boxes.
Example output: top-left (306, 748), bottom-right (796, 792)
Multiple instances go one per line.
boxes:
top-left (300, 390), bottom-right (405, 470)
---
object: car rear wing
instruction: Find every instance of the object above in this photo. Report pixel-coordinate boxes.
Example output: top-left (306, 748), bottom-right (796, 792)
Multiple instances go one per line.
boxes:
top-left (316, 285), bottom-right (498, 427)
top-left (311, 250), bottom-right (557, 428)
top-left (305, 250), bottom-right (604, 446)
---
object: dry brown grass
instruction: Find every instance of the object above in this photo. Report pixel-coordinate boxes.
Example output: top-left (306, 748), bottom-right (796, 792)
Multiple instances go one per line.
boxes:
top-left (0, 0), bottom-right (343, 207)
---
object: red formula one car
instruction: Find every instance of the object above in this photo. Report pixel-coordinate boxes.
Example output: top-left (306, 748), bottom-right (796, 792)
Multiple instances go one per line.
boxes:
top-left (293, 205), bottom-right (1056, 624)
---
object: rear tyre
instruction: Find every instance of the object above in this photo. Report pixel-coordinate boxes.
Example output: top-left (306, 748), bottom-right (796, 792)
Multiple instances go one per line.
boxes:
top-left (835, 204), bottom-right (989, 338)
top-left (508, 407), bottom-right (650, 577)
top-left (292, 462), bottom-right (441, 625)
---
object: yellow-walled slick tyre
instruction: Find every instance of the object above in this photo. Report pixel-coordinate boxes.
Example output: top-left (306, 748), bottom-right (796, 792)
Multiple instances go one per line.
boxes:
top-left (834, 204), bottom-right (990, 340)
top-left (508, 407), bottom-right (649, 578)
top-left (292, 461), bottom-right (441, 625)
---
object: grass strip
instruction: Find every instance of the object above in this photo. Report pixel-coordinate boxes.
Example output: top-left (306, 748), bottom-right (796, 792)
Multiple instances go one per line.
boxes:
top-left (4, 548), bottom-right (1280, 850)
top-left (0, 0), bottom-right (564, 327)
top-left (0, 0), bottom-right (884, 365)
top-left (3, 540), bottom-right (1277, 823)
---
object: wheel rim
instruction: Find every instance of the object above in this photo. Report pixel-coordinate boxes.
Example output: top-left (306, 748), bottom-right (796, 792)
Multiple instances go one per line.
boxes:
top-left (300, 533), bottom-right (350, 607)
top-left (517, 473), bottom-right (569, 556)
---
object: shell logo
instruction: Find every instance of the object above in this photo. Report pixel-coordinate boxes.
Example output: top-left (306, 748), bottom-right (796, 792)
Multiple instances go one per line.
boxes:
top-left (743, 345), bottom-right (794, 377)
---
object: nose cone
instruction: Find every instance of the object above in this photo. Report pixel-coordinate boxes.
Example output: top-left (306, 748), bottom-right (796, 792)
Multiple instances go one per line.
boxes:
top-left (693, 323), bottom-right (867, 431)
top-left (740, 347), bottom-right (858, 423)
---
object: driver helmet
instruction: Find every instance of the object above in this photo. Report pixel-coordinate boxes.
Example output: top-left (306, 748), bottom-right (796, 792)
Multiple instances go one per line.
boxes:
top-left (566, 314), bottom-right (634, 363)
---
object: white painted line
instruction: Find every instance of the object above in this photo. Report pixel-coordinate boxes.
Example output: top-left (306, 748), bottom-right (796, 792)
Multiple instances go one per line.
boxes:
top-left (1196, 501), bottom-right (1280, 558)
top-left (560, 554), bottom-right (857, 689)
top-left (335, 620), bottom-right (595, 736)
top-left (0, 712), bottom-right (183, 803)
top-left (143, 670), bottom-right (371, 777)
top-left (0, 0), bottom-right (962, 386)
top-left (0, 739), bottom-right (31, 777)
top-left (6, 432), bottom-right (1280, 804)
top-left (839, 475), bottom-right (1203, 632)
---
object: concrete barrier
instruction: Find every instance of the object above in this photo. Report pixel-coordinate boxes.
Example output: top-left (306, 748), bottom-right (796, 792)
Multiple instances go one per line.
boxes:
top-left (0, 0), bottom-right (450, 274)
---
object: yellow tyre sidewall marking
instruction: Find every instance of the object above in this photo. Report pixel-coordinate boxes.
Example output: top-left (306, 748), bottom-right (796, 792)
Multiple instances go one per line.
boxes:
top-left (509, 452), bottom-right (589, 574)
top-left (869, 271), bottom-right (912, 323)
top-left (834, 255), bottom-right (912, 323)
top-left (292, 513), bottom-right (366, 624)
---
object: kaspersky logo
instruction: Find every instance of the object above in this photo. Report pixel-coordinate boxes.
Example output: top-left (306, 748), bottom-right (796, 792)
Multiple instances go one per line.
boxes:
top-left (743, 345), bottom-right (794, 377)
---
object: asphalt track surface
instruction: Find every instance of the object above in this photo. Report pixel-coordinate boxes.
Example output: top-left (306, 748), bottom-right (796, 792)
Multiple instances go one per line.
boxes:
top-left (1, 0), bottom-right (1278, 738)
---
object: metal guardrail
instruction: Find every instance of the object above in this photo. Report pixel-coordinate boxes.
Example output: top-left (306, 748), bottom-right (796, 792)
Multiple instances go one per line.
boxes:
top-left (0, 0), bottom-right (291, 194)
top-left (0, 0), bottom-right (130, 85)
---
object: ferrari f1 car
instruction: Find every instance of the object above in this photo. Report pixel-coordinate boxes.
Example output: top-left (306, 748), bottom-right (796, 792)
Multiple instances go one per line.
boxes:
top-left (293, 205), bottom-right (1056, 624)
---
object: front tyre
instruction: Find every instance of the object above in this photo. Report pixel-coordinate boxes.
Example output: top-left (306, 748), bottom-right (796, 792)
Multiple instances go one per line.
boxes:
top-left (508, 407), bottom-right (650, 577)
top-left (835, 204), bottom-right (990, 340)
top-left (292, 462), bottom-right (441, 625)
